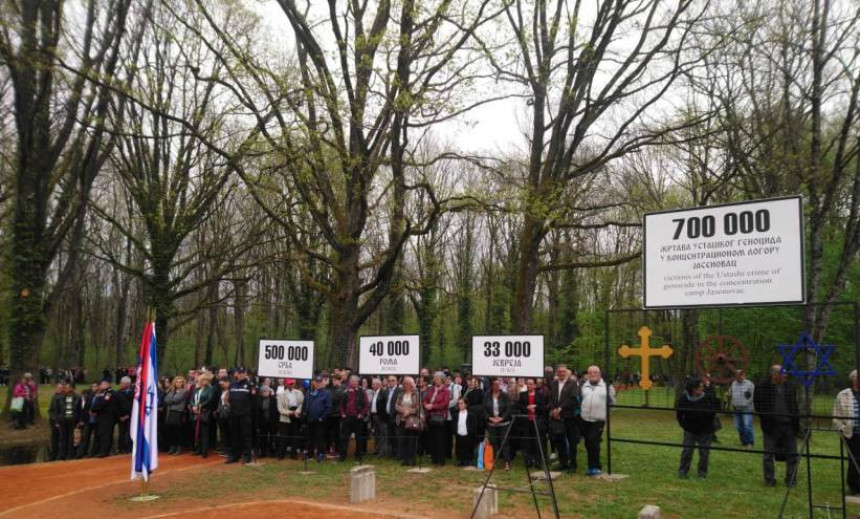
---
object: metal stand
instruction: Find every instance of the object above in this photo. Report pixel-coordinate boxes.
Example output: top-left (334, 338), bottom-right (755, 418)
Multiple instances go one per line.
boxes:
top-left (470, 415), bottom-right (560, 519)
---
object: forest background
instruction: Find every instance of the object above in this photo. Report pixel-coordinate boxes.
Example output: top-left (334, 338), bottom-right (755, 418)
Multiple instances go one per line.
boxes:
top-left (0, 0), bottom-right (859, 411)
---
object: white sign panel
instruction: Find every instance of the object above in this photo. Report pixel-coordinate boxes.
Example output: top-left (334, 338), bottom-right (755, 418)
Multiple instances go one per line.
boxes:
top-left (359, 335), bottom-right (420, 375)
top-left (644, 196), bottom-right (805, 308)
top-left (257, 339), bottom-right (314, 380)
top-left (471, 335), bottom-right (544, 377)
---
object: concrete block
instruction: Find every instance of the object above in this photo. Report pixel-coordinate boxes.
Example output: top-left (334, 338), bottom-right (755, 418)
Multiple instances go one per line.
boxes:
top-left (350, 465), bottom-right (375, 503)
top-left (531, 471), bottom-right (562, 481)
top-left (638, 505), bottom-right (661, 519)
top-left (472, 485), bottom-right (498, 519)
top-left (597, 473), bottom-right (629, 482)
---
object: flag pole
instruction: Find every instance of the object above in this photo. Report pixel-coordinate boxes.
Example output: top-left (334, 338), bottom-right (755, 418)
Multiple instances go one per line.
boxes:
top-left (130, 316), bottom-right (160, 502)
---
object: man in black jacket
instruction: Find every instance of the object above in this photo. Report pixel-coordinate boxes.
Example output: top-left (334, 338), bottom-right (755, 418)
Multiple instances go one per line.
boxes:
top-left (227, 368), bottom-right (254, 464)
top-left (549, 364), bottom-right (581, 474)
top-left (327, 374), bottom-right (346, 456)
top-left (676, 377), bottom-right (718, 478)
top-left (754, 364), bottom-right (801, 487)
top-left (115, 376), bottom-right (134, 454)
top-left (91, 379), bottom-right (117, 458)
top-left (382, 375), bottom-right (401, 458)
top-left (77, 382), bottom-right (98, 458)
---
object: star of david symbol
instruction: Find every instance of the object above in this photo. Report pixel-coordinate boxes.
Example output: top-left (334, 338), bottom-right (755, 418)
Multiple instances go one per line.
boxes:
top-left (777, 332), bottom-right (836, 388)
top-left (145, 387), bottom-right (155, 416)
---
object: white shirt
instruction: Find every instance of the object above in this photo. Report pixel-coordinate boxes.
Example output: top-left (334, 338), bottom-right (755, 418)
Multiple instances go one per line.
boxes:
top-left (458, 410), bottom-right (469, 436)
top-left (284, 389), bottom-right (299, 409)
top-left (371, 390), bottom-right (379, 414)
top-left (557, 379), bottom-right (566, 400)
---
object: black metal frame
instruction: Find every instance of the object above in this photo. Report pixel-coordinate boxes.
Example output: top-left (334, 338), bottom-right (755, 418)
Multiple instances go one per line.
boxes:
top-left (470, 415), bottom-right (560, 519)
top-left (603, 301), bottom-right (859, 519)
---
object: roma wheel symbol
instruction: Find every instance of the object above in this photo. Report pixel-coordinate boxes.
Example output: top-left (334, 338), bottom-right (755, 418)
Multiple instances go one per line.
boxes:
top-left (694, 335), bottom-right (749, 385)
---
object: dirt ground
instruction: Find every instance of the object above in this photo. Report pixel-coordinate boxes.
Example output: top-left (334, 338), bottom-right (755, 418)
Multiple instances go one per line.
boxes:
top-left (0, 455), bottom-right (422, 519)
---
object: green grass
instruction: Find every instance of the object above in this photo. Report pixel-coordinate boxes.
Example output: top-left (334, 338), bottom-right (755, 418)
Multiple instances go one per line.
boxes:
top-left (3, 385), bottom-right (854, 518)
top-left (109, 409), bottom-right (855, 519)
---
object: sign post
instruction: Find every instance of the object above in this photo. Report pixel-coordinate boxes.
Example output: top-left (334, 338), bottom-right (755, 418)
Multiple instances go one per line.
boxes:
top-left (257, 339), bottom-right (315, 380)
top-left (471, 335), bottom-right (544, 378)
top-left (643, 195), bottom-right (804, 308)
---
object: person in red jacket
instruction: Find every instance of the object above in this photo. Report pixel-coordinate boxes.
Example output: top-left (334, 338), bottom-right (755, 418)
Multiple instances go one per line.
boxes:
top-left (424, 372), bottom-right (451, 466)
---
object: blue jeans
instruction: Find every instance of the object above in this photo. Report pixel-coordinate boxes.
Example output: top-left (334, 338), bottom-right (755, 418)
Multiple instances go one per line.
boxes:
top-left (733, 410), bottom-right (754, 446)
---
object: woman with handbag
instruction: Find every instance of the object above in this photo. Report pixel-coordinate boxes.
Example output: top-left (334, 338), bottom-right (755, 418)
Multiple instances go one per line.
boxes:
top-left (484, 377), bottom-right (513, 470)
top-left (191, 374), bottom-right (216, 458)
top-left (395, 377), bottom-right (421, 466)
top-left (163, 376), bottom-right (188, 455)
top-left (424, 372), bottom-right (451, 466)
top-left (11, 378), bottom-right (29, 429)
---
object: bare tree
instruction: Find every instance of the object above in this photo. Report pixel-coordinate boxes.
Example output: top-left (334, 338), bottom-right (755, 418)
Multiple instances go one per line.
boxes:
top-left (0, 0), bottom-right (147, 415)
top-left (476, 0), bottom-right (707, 332)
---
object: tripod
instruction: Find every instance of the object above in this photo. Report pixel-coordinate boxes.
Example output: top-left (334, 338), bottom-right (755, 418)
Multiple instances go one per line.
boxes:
top-left (470, 414), bottom-right (560, 519)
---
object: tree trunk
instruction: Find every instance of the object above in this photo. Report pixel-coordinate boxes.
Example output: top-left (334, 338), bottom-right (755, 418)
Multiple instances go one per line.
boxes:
top-left (328, 246), bottom-right (361, 368)
top-left (512, 217), bottom-right (546, 333)
top-left (233, 279), bottom-right (247, 367)
top-left (5, 202), bottom-right (50, 419)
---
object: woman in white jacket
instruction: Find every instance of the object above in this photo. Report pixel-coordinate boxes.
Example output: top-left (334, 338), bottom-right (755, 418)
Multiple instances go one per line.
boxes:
top-left (578, 366), bottom-right (616, 476)
top-left (277, 379), bottom-right (305, 460)
top-left (834, 370), bottom-right (860, 494)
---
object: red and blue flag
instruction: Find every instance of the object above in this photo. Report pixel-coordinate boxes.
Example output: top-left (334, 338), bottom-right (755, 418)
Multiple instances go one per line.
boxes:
top-left (131, 321), bottom-right (159, 481)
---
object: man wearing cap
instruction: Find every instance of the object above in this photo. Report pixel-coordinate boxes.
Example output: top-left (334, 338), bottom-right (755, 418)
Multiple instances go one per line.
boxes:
top-left (277, 378), bottom-right (305, 459)
top-left (304, 375), bottom-right (332, 462)
top-left (90, 379), bottom-right (117, 457)
top-left (226, 368), bottom-right (254, 464)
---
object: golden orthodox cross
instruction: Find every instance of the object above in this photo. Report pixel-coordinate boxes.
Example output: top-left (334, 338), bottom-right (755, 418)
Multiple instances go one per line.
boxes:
top-left (618, 326), bottom-right (673, 391)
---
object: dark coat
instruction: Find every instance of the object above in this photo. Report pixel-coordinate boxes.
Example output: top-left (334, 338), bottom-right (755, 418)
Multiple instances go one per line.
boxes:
top-left (754, 378), bottom-right (800, 435)
top-left (90, 390), bottom-right (117, 425)
top-left (115, 388), bottom-right (133, 418)
top-left (304, 387), bottom-right (332, 422)
top-left (380, 386), bottom-right (400, 420)
top-left (483, 391), bottom-right (513, 425)
top-left (518, 390), bottom-right (549, 429)
top-left (453, 407), bottom-right (482, 437)
top-left (549, 378), bottom-right (581, 419)
top-left (676, 391), bottom-right (718, 435)
top-left (49, 392), bottom-right (81, 424)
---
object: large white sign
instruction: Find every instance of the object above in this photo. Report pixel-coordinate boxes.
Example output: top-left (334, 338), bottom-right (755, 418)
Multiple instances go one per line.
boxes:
top-left (257, 339), bottom-right (314, 380)
top-left (644, 196), bottom-right (805, 308)
top-left (359, 335), bottom-right (420, 375)
top-left (471, 335), bottom-right (544, 377)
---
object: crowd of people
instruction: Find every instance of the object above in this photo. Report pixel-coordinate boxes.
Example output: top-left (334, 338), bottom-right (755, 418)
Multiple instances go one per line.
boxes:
top-left (11, 362), bottom-right (860, 494)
